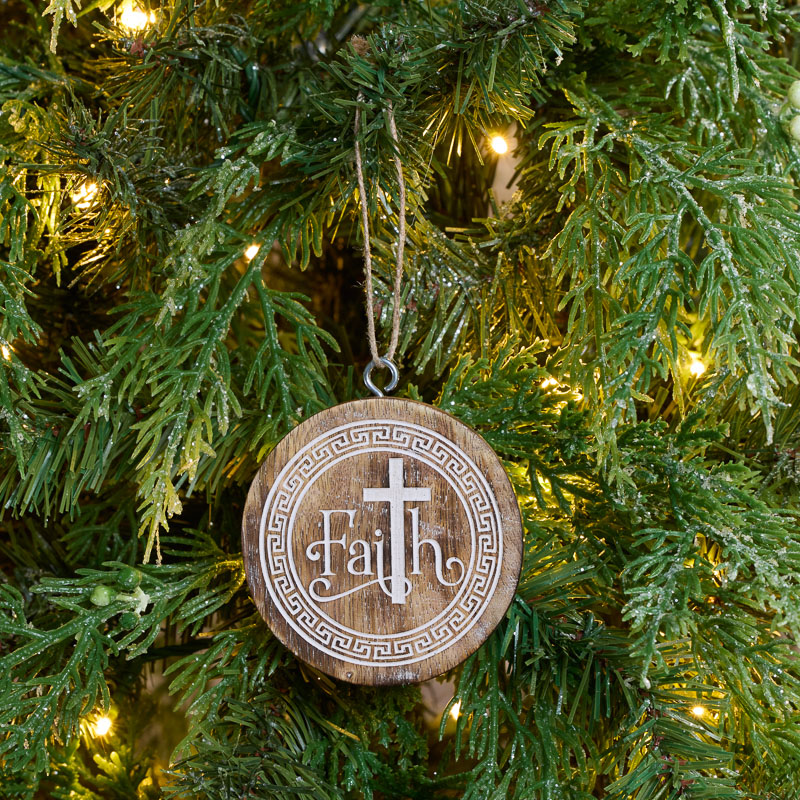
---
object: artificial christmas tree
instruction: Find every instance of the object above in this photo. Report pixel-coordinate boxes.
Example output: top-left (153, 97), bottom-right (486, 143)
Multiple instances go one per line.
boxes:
top-left (3, 0), bottom-right (800, 797)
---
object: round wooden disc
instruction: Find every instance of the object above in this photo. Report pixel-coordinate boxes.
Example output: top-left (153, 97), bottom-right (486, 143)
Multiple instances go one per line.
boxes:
top-left (242, 397), bottom-right (522, 685)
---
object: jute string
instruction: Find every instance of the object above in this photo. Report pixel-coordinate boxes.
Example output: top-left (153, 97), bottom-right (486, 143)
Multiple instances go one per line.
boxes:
top-left (353, 91), bottom-right (406, 366)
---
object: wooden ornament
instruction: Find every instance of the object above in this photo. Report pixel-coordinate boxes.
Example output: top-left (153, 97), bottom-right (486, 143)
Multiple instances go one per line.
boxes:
top-left (242, 397), bottom-right (523, 686)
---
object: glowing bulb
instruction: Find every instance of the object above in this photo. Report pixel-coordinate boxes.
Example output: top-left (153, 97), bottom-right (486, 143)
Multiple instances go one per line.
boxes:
top-left (449, 701), bottom-right (461, 721)
top-left (119, 4), bottom-right (156, 29)
top-left (1, 345), bottom-right (10, 360)
top-left (93, 715), bottom-right (113, 736)
top-left (689, 356), bottom-right (706, 378)
top-left (244, 243), bottom-right (260, 261)
top-left (71, 182), bottom-right (98, 210)
top-left (689, 350), bottom-right (707, 378)
top-left (691, 705), bottom-right (706, 718)
top-left (541, 377), bottom-right (559, 389)
top-left (489, 135), bottom-right (508, 155)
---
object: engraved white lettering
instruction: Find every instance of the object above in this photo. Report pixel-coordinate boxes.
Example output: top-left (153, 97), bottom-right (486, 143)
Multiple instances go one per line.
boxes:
top-left (305, 509), bottom-right (354, 575)
top-left (409, 506), bottom-right (464, 586)
top-left (347, 538), bottom-right (373, 576)
top-left (305, 459), bottom-right (464, 604)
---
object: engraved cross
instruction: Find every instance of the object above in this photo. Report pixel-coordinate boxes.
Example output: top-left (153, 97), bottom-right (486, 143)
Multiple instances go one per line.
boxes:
top-left (363, 458), bottom-right (431, 604)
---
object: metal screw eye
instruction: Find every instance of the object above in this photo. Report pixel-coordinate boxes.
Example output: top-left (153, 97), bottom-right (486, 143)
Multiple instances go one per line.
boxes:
top-left (363, 357), bottom-right (400, 397)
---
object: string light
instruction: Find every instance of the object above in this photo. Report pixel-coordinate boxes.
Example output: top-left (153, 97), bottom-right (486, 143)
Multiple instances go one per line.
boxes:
top-left (690, 361), bottom-right (706, 377)
top-left (119, 3), bottom-right (156, 29)
top-left (71, 182), bottom-right (98, 210)
top-left (541, 377), bottom-right (559, 389)
top-left (489, 135), bottom-right (509, 155)
top-left (688, 353), bottom-right (707, 377)
top-left (691, 705), bottom-right (706, 718)
top-left (449, 700), bottom-right (461, 721)
top-left (1, 345), bottom-right (10, 360)
top-left (244, 243), bottom-right (260, 261)
top-left (93, 715), bottom-right (113, 736)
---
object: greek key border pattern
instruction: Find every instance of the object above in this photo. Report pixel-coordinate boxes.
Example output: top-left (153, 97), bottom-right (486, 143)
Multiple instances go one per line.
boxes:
top-left (260, 421), bottom-right (503, 666)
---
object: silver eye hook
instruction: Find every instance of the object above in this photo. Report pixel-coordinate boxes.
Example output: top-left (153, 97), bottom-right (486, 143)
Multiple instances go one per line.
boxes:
top-left (363, 357), bottom-right (399, 397)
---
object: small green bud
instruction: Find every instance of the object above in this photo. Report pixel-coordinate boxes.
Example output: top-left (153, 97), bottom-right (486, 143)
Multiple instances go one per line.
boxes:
top-left (90, 585), bottom-right (114, 607)
top-left (789, 80), bottom-right (800, 109)
top-left (117, 566), bottom-right (141, 590)
top-left (119, 611), bottom-right (139, 630)
top-left (790, 115), bottom-right (800, 143)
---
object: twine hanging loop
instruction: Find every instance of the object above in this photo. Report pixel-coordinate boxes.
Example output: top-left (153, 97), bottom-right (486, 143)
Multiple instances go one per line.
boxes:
top-left (353, 90), bottom-right (406, 396)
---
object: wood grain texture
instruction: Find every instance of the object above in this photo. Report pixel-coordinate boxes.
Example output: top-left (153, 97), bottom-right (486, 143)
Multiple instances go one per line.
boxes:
top-left (242, 397), bottom-right (522, 686)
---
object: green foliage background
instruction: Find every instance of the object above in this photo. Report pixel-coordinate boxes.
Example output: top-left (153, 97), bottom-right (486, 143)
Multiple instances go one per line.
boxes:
top-left (2, 0), bottom-right (800, 797)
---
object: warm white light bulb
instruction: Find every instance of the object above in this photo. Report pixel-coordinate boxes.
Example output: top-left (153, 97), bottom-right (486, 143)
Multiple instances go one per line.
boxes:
top-left (71, 182), bottom-right (98, 210)
top-left (541, 377), bottom-right (559, 389)
top-left (119, 4), bottom-right (155, 29)
top-left (688, 352), bottom-right (706, 377)
top-left (449, 701), bottom-right (461, 720)
top-left (490, 135), bottom-right (509, 155)
top-left (94, 715), bottom-right (113, 736)
top-left (691, 705), bottom-right (706, 718)
top-left (244, 243), bottom-right (260, 261)
top-left (1, 345), bottom-right (10, 360)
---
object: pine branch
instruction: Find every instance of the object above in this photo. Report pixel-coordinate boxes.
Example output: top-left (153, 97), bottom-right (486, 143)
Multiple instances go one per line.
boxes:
top-left (0, 530), bottom-right (244, 773)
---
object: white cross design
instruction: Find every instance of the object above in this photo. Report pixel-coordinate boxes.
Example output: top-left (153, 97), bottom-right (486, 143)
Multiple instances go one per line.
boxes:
top-left (363, 458), bottom-right (431, 604)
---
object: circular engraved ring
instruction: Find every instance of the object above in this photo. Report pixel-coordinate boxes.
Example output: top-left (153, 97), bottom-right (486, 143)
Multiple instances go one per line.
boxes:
top-left (242, 398), bottom-right (522, 685)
